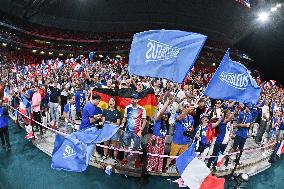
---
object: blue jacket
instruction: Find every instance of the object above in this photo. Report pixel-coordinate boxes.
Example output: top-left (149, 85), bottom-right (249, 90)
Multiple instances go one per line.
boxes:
top-left (0, 106), bottom-right (8, 128)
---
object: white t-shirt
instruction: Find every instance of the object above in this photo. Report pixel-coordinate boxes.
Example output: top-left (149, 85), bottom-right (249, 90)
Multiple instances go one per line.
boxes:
top-left (167, 101), bottom-right (179, 125)
top-left (261, 105), bottom-right (270, 121)
top-left (177, 90), bottom-right (186, 100)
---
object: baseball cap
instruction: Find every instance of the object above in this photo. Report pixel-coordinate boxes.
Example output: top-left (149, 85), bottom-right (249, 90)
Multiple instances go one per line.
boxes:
top-left (130, 93), bottom-right (139, 99)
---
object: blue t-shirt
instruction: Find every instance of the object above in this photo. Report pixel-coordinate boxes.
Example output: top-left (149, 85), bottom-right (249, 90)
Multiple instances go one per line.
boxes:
top-left (235, 111), bottom-right (253, 139)
top-left (75, 90), bottom-right (85, 111)
top-left (80, 102), bottom-right (102, 130)
top-left (153, 119), bottom-right (167, 138)
top-left (27, 89), bottom-right (33, 101)
top-left (0, 106), bottom-right (8, 128)
top-left (216, 119), bottom-right (231, 144)
top-left (172, 112), bottom-right (194, 145)
top-left (64, 103), bottom-right (72, 120)
top-left (196, 124), bottom-right (212, 145)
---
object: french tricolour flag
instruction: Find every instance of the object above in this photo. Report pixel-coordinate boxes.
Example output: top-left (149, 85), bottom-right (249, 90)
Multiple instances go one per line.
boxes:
top-left (176, 143), bottom-right (225, 189)
top-left (276, 140), bottom-right (284, 157)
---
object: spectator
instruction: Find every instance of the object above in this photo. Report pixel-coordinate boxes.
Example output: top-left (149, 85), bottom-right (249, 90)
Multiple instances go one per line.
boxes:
top-left (48, 81), bottom-right (61, 128)
top-left (101, 97), bottom-right (121, 163)
top-left (225, 104), bottom-right (253, 166)
top-left (146, 97), bottom-right (172, 173)
top-left (120, 93), bottom-right (146, 168)
top-left (207, 109), bottom-right (235, 171)
top-left (256, 101), bottom-right (270, 144)
top-left (63, 94), bottom-right (76, 134)
top-left (60, 84), bottom-right (69, 115)
top-left (75, 85), bottom-right (86, 119)
top-left (193, 98), bottom-right (206, 129)
top-left (165, 101), bottom-right (195, 171)
top-left (0, 100), bottom-right (10, 151)
top-left (195, 114), bottom-right (221, 157)
top-left (31, 85), bottom-right (42, 134)
top-left (80, 94), bottom-right (102, 130)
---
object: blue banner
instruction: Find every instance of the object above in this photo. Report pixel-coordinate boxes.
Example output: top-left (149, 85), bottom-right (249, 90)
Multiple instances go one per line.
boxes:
top-left (128, 30), bottom-right (207, 83)
top-left (204, 50), bottom-right (261, 104)
top-left (51, 123), bottom-right (119, 172)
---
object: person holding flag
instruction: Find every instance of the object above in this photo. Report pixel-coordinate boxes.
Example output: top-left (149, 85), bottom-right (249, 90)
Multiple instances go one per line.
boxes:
top-left (224, 103), bottom-right (253, 166)
top-left (80, 94), bottom-right (102, 130)
top-left (195, 113), bottom-right (222, 157)
top-left (165, 101), bottom-right (195, 172)
top-left (207, 109), bottom-right (236, 171)
top-left (146, 96), bottom-right (173, 173)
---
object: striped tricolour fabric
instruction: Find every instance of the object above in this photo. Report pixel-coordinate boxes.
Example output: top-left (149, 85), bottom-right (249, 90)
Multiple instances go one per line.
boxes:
top-left (236, 0), bottom-right (251, 8)
top-left (176, 143), bottom-right (225, 189)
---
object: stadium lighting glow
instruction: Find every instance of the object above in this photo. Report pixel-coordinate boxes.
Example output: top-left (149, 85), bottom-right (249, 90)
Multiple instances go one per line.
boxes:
top-left (276, 4), bottom-right (282, 8)
top-left (48, 52), bottom-right (53, 55)
top-left (99, 54), bottom-right (103, 58)
top-left (59, 53), bottom-right (63, 56)
top-left (271, 7), bottom-right (277, 12)
top-left (32, 50), bottom-right (37, 53)
top-left (40, 51), bottom-right (45, 54)
top-left (258, 12), bottom-right (270, 22)
top-left (212, 63), bottom-right (216, 66)
top-left (2, 43), bottom-right (7, 47)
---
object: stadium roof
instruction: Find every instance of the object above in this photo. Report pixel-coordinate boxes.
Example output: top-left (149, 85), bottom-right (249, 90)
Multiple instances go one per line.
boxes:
top-left (1, 0), bottom-right (283, 83)
top-left (0, 0), bottom-right (260, 45)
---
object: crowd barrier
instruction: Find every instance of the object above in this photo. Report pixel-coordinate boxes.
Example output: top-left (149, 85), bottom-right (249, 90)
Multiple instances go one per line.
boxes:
top-left (6, 104), bottom-right (277, 160)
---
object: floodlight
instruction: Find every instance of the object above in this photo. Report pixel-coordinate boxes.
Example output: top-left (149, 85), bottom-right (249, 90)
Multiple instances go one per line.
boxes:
top-left (271, 7), bottom-right (277, 12)
top-left (258, 12), bottom-right (269, 22)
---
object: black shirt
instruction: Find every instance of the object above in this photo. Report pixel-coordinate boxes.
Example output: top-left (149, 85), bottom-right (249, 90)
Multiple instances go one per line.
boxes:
top-left (49, 86), bottom-right (60, 103)
top-left (102, 109), bottom-right (121, 124)
top-left (193, 106), bottom-right (206, 129)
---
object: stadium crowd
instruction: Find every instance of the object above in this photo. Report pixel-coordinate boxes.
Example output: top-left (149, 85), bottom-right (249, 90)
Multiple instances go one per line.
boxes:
top-left (0, 49), bottom-right (283, 174)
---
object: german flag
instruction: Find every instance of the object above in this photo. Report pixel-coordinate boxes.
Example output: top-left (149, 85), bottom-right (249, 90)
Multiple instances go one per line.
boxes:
top-left (92, 88), bottom-right (157, 118)
top-left (92, 88), bottom-right (115, 110)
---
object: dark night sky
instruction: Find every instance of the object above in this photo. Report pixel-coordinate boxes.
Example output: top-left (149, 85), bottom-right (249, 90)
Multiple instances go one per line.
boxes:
top-left (236, 15), bottom-right (284, 85)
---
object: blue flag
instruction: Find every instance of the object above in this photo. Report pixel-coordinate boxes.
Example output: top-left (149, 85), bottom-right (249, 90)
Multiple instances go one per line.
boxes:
top-left (128, 30), bottom-right (207, 83)
top-left (204, 50), bottom-right (261, 104)
top-left (51, 123), bottom-right (119, 172)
